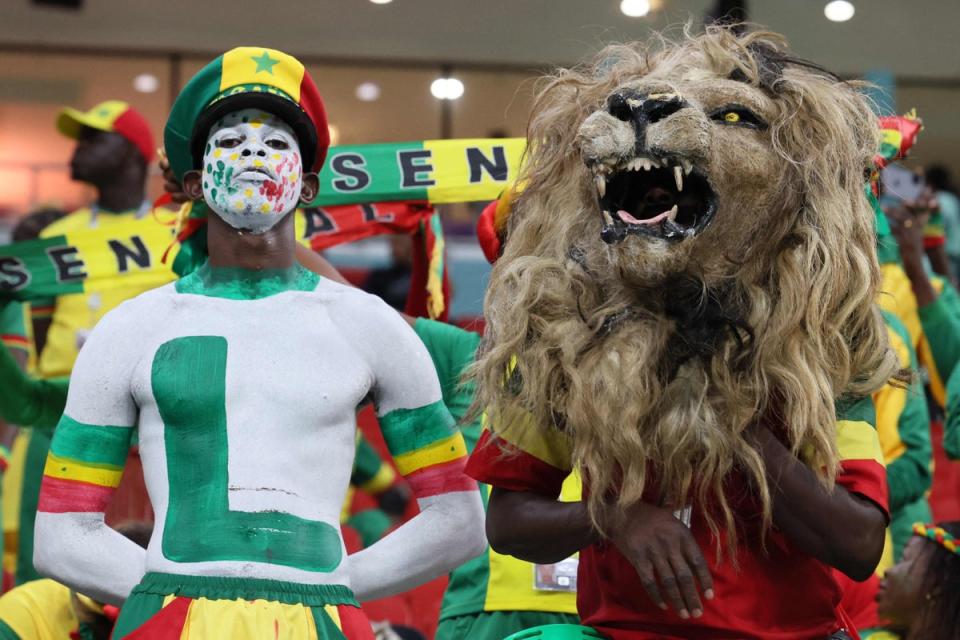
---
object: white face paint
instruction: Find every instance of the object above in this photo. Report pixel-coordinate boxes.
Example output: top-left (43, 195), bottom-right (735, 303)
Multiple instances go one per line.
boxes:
top-left (201, 109), bottom-right (303, 234)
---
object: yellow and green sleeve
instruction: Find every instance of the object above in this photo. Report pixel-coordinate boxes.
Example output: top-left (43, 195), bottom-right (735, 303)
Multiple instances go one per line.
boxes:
top-left (350, 433), bottom-right (395, 495)
top-left (917, 276), bottom-right (960, 406)
top-left (876, 313), bottom-right (933, 556)
top-left (944, 362), bottom-right (960, 461)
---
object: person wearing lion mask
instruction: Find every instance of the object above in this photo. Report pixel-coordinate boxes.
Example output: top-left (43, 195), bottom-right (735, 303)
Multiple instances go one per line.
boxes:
top-left (465, 26), bottom-right (897, 640)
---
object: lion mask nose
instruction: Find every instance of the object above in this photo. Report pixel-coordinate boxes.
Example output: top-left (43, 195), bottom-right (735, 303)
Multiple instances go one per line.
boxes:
top-left (606, 90), bottom-right (689, 125)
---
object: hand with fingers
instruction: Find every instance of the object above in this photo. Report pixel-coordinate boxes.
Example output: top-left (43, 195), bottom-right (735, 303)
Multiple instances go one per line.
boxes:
top-left (607, 501), bottom-right (714, 619)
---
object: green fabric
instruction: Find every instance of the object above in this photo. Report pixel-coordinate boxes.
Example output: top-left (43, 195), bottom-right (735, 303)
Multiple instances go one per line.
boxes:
top-left (413, 318), bottom-right (482, 426)
top-left (154, 336), bottom-right (342, 572)
top-left (877, 231), bottom-right (901, 265)
top-left (49, 415), bottom-right (131, 466)
top-left (16, 429), bottom-right (50, 585)
top-left (436, 612), bottom-right (583, 640)
top-left (411, 320), bottom-right (498, 619)
top-left (310, 606), bottom-right (349, 639)
top-left (129, 572), bottom-right (358, 606)
top-left (171, 212), bottom-right (209, 278)
top-left (0, 341), bottom-right (67, 431)
top-left (0, 302), bottom-right (26, 342)
top-left (0, 619), bottom-right (21, 640)
top-left (835, 394), bottom-right (876, 425)
top-left (881, 313), bottom-right (933, 516)
top-left (350, 434), bottom-right (387, 488)
top-left (346, 509), bottom-right (392, 548)
top-left (164, 55), bottom-right (226, 182)
top-left (945, 363), bottom-right (960, 461)
top-left (378, 399), bottom-right (456, 456)
top-left (175, 261), bottom-right (319, 300)
top-left (918, 277), bottom-right (960, 386)
top-left (112, 588), bottom-right (165, 640)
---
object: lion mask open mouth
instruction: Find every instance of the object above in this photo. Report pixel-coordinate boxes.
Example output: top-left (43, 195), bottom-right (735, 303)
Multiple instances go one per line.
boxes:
top-left (593, 154), bottom-right (717, 244)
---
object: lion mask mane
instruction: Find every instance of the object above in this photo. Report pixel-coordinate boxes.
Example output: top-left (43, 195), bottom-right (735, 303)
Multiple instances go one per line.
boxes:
top-left (473, 26), bottom-right (898, 542)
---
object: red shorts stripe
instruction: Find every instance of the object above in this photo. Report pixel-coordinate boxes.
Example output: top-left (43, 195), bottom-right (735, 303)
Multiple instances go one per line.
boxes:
top-left (335, 604), bottom-right (376, 640)
top-left (122, 596), bottom-right (191, 639)
top-left (37, 475), bottom-right (114, 513)
top-left (405, 457), bottom-right (476, 498)
top-left (465, 431), bottom-right (568, 498)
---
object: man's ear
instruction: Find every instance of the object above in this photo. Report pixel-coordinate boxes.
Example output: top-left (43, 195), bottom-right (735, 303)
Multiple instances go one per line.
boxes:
top-left (182, 170), bottom-right (205, 201)
top-left (299, 173), bottom-right (320, 204)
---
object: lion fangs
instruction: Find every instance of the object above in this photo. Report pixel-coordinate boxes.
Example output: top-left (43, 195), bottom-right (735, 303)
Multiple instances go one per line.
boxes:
top-left (602, 209), bottom-right (615, 225)
top-left (682, 160), bottom-right (693, 175)
top-left (674, 165), bottom-right (683, 192)
top-left (667, 204), bottom-right (678, 222)
top-left (595, 175), bottom-right (606, 197)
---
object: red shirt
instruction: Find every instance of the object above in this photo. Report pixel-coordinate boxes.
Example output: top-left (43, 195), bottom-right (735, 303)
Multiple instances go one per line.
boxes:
top-left (465, 397), bottom-right (888, 640)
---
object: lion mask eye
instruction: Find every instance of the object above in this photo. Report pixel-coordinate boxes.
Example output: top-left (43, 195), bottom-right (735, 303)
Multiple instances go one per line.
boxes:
top-left (710, 106), bottom-right (767, 130)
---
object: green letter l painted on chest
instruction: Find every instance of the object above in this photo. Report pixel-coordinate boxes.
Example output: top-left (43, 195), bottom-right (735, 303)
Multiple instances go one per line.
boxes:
top-left (152, 335), bottom-right (342, 572)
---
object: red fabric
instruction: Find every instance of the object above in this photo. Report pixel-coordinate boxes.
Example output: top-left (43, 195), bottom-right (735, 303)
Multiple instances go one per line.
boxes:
top-left (298, 72), bottom-right (330, 173)
top-left (112, 108), bottom-right (156, 164)
top-left (122, 596), bottom-right (190, 639)
top-left (924, 236), bottom-right (946, 249)
top-left (336, 604), bottom-right (376, 640)
top-left (403, 220), bottom-right (451, 322)
top-left (836, 570), bottom-right (880, 633)
top-left (476, 199), bottom-right (502, 264)
top-left (465, 430), bottom-right (569, 497)
top-left (466, 434), bottom-right (879, 639)
top-left (37, 475), bottom-right (114, 513)
top-left (405, 457), bottom-right (476, 498)
top-left (835, 459), bottom-right (890, 519)
top-left (929, 420), bottom-right (960, 521)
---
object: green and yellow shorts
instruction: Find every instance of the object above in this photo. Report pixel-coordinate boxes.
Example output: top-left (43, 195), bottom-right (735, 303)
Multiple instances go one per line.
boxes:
top-left (113, 573), bottom-right (374, 639)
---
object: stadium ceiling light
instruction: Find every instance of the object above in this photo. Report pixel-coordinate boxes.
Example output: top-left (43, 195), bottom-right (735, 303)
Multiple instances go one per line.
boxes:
top-left (431, 77), bottom-right (464, 101)
top-left (824, 0), bottom-right (855, 22)
top-left (369, 0), bottom-right (393, 4)
top-left (133, 73), bottom-right (159, 93)
top-left (620, 0), bottom-right (651, 18)
top-left (355, 82), bottom-right (381, 102)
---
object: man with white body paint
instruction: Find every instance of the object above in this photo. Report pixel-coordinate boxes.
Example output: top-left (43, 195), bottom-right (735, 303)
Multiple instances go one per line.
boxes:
top-left (33, 47), bottom-right (485, 639)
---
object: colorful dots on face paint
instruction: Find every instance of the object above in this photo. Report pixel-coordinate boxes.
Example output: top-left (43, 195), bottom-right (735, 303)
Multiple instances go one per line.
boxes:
top-left (214, 149), bottom-right (223, 158)
top-left (244, 188), bottom-right (253, 198)
top-left (253, 159), bottom-right (264, 167)
top-left (272, 154), bottom-right (281, 160)
top-left (234, 200), bottom-right (244, 211)
top-left (230, 153), bottom-right (239, 161)
top-left (260, 202), bottom-right (271, 213)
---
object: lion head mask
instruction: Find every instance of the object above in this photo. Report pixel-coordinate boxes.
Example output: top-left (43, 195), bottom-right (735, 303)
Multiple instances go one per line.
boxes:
top-left (473, 26), bottom-right (898, 542)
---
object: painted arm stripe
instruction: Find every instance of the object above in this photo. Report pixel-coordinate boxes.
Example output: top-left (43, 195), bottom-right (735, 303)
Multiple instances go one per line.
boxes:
top-left (37, 475), bottom-right (116, 513)
top-left (465, 430), bottom-right (568, 498)
top-left (49, 414), bottom-right (132, 467)
top-left (393, 432), bottom-right (467, 477)
top-left (359, 464), bottom-right (396, 495)
top-left (836, 419), bottom-right (884, 465)
top-left (837, 458), bottom-right (890, 519)
top-left (43, 452), bottom-right (123, 488)
top-left (379, 400), bottom-right (456, 456)
top-left (405, 457), bottom-right (477, 498)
